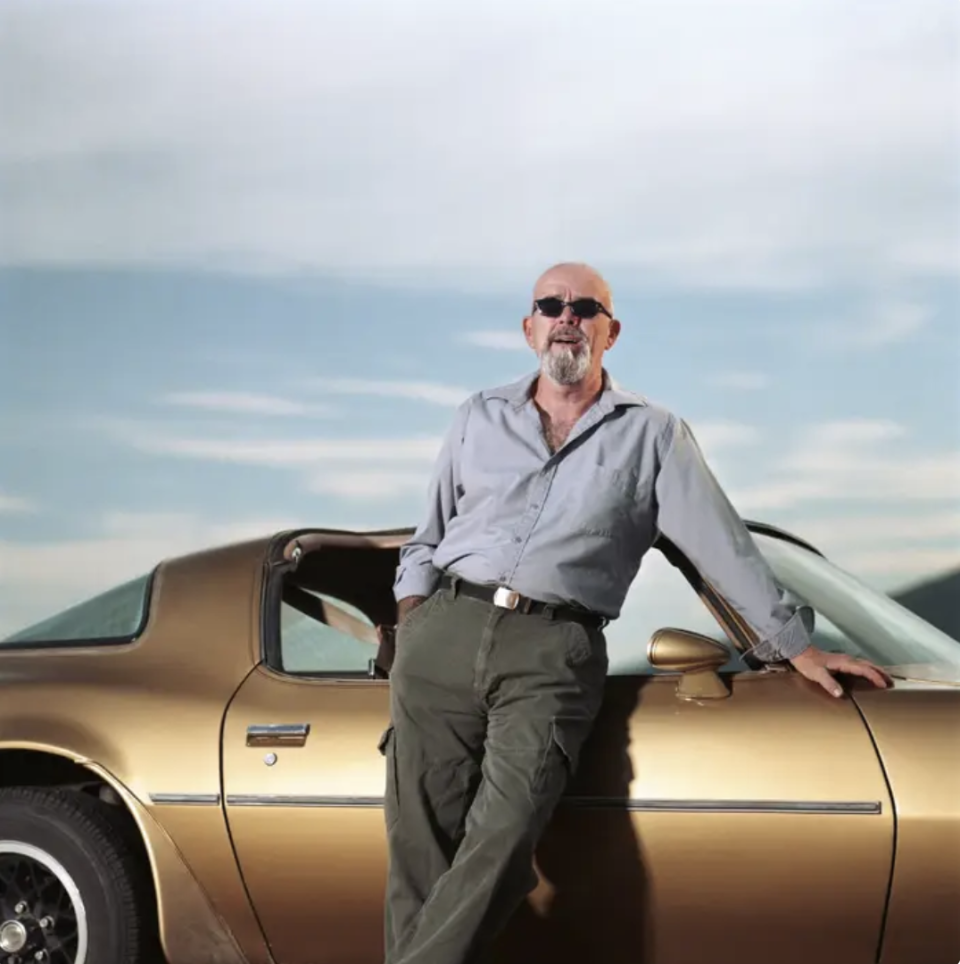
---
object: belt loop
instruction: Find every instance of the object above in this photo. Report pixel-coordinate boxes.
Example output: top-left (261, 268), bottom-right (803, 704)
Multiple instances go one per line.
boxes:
top-left (449, 575), bottom-right (460, 597)
top-left (543, 604), bottom-right (555, 621)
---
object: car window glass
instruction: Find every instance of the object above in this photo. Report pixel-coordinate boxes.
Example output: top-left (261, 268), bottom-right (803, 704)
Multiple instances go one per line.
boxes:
top-left (755, 532), bottom-right (960, 675)
top-left (1, 573), bottom-right (153, 644)
top-left (605, 549), bottom-right (744, 675)
top-left (280, 589), bottom-right (377, 675)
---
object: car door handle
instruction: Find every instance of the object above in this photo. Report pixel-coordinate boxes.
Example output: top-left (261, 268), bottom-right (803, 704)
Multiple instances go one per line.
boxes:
top-left (246, 723), bottom-right (311, 748)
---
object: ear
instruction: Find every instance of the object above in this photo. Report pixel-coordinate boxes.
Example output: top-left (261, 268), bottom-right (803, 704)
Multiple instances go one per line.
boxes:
top-left (522, 315), bottom-right (537, 349)
top-left (606, 318), bottom-right (622, 349)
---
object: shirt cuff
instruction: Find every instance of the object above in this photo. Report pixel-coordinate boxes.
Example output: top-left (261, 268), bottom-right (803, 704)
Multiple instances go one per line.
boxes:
top-left (393, 563), bottom-right (441, 603)
top-left (742, 607), bottom-right (813, 662)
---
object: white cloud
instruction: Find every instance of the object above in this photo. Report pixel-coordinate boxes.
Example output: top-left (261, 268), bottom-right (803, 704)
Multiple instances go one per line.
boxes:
top-left (0, 512), bottom-right (302, 637)
top-left (819, 300), bottom-right (935, 350)
top-left (803, 419), bottom-right (906, 446)
top-left (729, 419), bottom-right (960, 511)
top-left (782, 511), bottom-right (960, 552)
top-left (306, 379), bottom-right (472, 407)
top-left (2, 0), bottom-right (955, 290)
top-left (709, 372), bottom-right (770, 392)
top-left (843, 547), bottom-right (960, 589)
top-left (462, 331), bottom-right (529, 352)
top-left (159, 391), bottom-right (335, 417)
top-left (129, 433), bottom-right (444, 466)
top-left (0, 491), bottom-right (36, 513)
top-left (780, 511), bottom-right (960, 588)
top-left (306, 470), bottom-right (430, 501)
top-left (688, 420), bottom-right (760, 459)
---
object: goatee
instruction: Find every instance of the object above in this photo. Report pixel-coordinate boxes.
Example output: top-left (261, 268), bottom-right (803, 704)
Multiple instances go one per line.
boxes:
top-left (539, 339), bottom-right (592, 386)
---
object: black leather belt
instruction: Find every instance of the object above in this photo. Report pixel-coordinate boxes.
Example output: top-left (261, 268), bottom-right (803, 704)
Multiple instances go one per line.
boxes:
top-left (439, 574), bottom-right (608, 630)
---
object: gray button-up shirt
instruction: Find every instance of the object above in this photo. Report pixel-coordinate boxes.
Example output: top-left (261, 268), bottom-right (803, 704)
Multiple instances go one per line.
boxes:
top-left (394, 370), bottom-right (811, 662)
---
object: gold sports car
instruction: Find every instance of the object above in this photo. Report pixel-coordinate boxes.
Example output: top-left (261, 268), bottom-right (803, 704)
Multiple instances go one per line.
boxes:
top-left (0, 521), bottom-right (957, 964)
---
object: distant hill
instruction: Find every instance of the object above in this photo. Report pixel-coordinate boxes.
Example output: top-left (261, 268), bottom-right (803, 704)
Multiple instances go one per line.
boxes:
top-left (892, 568), bottom-right (960, 642)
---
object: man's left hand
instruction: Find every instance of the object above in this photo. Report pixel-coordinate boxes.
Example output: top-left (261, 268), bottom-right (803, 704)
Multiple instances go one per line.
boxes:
top-left (790, 645), bottom-right (894, 697)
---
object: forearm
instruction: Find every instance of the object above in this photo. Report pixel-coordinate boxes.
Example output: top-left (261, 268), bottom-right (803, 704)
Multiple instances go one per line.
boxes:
top-left (392, 395), bottom-right (472, 606)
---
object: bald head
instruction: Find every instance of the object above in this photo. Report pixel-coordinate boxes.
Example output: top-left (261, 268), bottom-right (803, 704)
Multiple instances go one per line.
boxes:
top-left (532, 262), bottom-right (614, 316)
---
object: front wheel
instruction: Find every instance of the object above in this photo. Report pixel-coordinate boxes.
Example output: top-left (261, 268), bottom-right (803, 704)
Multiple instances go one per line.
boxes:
top-left (0, 787), bottom-right (154, 964)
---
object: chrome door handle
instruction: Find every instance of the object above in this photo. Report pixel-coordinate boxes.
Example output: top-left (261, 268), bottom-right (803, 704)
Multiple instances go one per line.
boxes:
top-left (246, 723), bottom-right (310, 748)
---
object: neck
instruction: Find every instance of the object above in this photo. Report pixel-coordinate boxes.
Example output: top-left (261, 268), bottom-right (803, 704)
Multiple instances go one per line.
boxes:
top-left (533, 366), bottom-right (605, 413)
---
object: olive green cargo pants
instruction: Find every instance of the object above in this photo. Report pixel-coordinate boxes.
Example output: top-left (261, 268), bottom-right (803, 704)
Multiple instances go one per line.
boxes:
top-left (378, 581), bottom-right (609, 964)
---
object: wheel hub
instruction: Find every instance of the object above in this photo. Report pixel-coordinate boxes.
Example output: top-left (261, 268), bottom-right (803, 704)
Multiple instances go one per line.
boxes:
top-left (0, 920), bottom-right (27, 954)
top-left (0, 842), bottom-right (86, 964)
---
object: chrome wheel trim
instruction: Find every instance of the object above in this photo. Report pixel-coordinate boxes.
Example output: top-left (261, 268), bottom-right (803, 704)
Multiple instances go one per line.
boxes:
top-left (0, 840), bottom-right (88, 964)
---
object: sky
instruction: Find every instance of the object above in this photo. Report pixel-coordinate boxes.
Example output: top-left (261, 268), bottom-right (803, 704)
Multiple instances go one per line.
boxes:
top-left (1, 0), bottom-right (958, 641)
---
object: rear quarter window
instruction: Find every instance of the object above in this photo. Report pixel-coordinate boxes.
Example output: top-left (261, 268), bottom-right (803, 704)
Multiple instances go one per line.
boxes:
top-left (1, 571), bottom-right (154, 646)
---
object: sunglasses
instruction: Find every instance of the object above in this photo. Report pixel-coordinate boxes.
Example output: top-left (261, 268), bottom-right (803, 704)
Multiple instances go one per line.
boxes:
top-left (533, 297), bottom-right (612, 320)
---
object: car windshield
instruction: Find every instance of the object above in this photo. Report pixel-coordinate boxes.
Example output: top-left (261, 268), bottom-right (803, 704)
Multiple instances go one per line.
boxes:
top-left (755, 532), bottom-right (960, 683)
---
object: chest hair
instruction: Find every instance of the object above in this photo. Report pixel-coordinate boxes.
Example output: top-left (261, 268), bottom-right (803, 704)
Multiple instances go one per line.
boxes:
top-left (540, 410), bottom-right (578, 454)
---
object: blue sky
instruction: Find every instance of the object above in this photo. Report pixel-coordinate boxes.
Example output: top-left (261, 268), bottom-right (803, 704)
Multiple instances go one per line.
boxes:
top-left (1, 0), bottom-right (958, 639)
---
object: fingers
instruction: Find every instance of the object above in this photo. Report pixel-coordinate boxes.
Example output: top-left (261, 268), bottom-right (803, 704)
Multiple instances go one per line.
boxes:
top-left (830, 656), bottom-right (893, 689)
top-left (846, 662), bottom-right (891, 688)
top-left (809, 666), bottom-right (844, 698)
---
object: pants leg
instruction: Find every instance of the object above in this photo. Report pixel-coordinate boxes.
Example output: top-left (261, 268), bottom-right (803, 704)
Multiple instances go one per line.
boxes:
top-left (381, 589), bottom-right (487, 961)
top-left (390, 598), bottom-right (608, 964)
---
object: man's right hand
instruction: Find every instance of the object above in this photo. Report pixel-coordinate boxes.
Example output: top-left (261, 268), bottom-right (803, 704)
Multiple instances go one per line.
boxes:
top-left (397, 595), bottom-right (426, 625)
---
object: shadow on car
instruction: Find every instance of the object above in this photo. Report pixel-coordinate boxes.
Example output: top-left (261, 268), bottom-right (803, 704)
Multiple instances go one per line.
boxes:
top-left (494, 676), bottom-right (653, 963)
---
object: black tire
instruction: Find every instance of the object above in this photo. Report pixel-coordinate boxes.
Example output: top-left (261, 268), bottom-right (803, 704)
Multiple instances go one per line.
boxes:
top-left (0, 786), bottom-right (155, 964)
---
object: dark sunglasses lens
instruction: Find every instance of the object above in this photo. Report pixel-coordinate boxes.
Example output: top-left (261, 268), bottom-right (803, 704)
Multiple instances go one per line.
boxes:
top-left (570, 299), bottom-right (602, 318)
top-left (536, 298), bottom-right (565, 317)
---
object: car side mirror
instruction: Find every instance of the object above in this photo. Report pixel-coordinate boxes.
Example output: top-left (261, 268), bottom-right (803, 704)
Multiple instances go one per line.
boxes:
top-left (647, 628), bottom-right (732, 701)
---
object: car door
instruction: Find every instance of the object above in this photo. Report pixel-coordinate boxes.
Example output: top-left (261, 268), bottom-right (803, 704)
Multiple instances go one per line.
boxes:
top-left (221, 588), bottom-right (393, 964)
top-left (493, 548), bottom-right (894, 964)
top-left (222, 549), bottom-right (893, 964)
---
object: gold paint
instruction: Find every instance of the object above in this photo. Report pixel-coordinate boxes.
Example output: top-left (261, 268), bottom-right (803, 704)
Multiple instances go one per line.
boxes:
top-left (648, 628), bottom-right (731, 700)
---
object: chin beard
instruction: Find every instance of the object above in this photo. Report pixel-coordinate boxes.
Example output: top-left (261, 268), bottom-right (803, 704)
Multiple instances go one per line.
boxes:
top-left (539, 341), bottom-right (592, 386)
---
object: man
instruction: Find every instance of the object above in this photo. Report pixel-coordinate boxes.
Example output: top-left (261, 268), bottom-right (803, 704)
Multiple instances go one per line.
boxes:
top-left (379, 262), bottom-right (891, 964)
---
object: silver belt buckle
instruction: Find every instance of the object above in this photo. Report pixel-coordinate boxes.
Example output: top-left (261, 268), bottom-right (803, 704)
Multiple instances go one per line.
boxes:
top-left (493, 586), bottom-right (520, 610)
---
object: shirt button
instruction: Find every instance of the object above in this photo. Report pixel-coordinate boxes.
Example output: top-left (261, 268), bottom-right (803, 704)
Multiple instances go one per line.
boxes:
top-left (513, 536), bottom-right (522, 543)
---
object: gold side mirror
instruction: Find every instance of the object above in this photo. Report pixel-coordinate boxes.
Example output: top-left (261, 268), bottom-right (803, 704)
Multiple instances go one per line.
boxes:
top-left (647, 628), bottom-right (731, 701)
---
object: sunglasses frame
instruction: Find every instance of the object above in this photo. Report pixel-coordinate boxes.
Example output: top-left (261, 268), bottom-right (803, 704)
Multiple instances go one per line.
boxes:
top-left (532, 297), bottom-right (612, 320)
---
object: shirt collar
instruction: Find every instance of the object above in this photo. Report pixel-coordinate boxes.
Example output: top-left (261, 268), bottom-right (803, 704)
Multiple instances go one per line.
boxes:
top-left (482, 369), bottom-right (647, 411)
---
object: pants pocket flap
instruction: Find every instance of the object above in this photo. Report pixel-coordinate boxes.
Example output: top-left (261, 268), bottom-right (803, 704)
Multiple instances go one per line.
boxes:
top-left (378, 724), bottom-right (395, 756)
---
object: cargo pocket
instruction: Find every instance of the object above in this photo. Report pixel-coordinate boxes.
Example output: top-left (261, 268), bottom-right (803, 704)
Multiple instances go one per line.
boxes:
top-left (377, 725), bottom-right (400, 832)
top-left (531, 718), bottom-right (580, 807)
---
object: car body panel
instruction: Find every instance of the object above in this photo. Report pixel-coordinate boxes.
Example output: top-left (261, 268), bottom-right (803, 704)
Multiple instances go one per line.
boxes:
top-left (0, 538), bottom-right (274, 964)
top-left (514, 672), bottom-right (894, 964)
top-left (852, 682), bottom-right (960, 964)
top-left (223, 659), bottom-right (893, 963)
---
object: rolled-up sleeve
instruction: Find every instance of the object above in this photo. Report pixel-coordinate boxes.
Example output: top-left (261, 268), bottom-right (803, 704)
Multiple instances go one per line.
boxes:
top-left (653, 416), bottom-right (812, 662)
top-left (393, 397), bottom-right (473, 602)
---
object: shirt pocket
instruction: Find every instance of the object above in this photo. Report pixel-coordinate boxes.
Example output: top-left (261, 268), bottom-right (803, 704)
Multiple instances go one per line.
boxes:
top-left (565, 462), bottom-right (640, 537)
